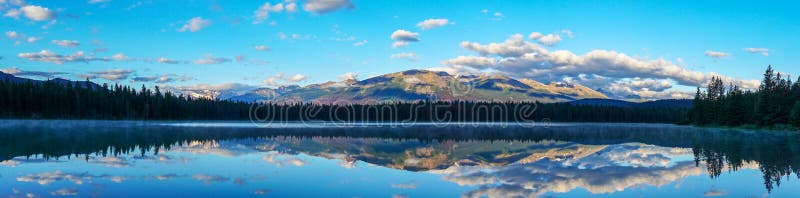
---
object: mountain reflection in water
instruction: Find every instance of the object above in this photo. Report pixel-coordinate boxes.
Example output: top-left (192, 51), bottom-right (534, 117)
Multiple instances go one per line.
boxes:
top-left (1, 121), bottom-right (799, 197)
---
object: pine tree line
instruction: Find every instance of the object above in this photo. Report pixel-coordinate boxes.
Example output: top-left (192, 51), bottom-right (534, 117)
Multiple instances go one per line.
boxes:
top-left (0, 79), bottom-right (252, 120)
top-left (1, 77), bottom-right (688, 123)
top-left (690, 65), bottom-right (800, 129)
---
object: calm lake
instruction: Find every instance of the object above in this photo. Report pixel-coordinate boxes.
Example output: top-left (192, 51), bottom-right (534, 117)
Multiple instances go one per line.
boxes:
top-left (1, 120), bottom-right (799, 197)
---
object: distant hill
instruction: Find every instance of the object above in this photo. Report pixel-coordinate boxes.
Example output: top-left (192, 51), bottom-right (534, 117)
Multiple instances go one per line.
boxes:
top-left (0, 71), bottom-right (101, 89)
top-left (568, 98), bottom-right (693, 108)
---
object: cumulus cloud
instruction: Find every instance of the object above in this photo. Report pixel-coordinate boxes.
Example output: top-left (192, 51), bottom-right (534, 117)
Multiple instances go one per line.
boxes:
top-left (178, 17), bottom-right (211, 32)
top-left (19, 5), bottom-right (56, 21)
top-left (17, 50), bottom-right (109, 64)
top-left (254, 45), bottom-right (271, 51)
top-left (528, 32), bottom-right (562, 46)
top-left (442, 56), bottom-right (496, 67)
top-left (253, 1), bottom-right (295, 24)
top-left (391, 52), bottom-right (418, 61)
top-left (390, 29), bottom-right (419, 48)
top-left (285, 74), bottom-right (308, 82)
top-left (131, 74), bottom-right (193, 83)
top-left (52, 40), bottom-right (79, 48)
top-left (416, 18), bottom-right (451, 30)
top-left (4, 30), bottom-right (39, 45)
top-left (80, 69), bottom-right (134, 80)
top-left (439, 34), bottom-right (759, 99)
top-left (743, 48), bottom-right (769, 56)
top-left (611, 78), bottom-right (674, 92)
top-left (193, 55), bottom-right (231, 64)
top-left (704, 50), bottom-right (729, 58)
top-left (390, 29), bottom-right (420, 42)
top-left (538, 34), bottom-right (561, 46)
top-left (1, 67), bottom-right (66, 78)
top-left (303, 0), bottom-right (353, 14)
top-left (262, 73), bottom-right (309, 86)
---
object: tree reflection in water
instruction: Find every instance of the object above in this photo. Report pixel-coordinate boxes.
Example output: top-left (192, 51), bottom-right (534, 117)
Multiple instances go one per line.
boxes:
top-left (1, 121), bottom-right (798, 193)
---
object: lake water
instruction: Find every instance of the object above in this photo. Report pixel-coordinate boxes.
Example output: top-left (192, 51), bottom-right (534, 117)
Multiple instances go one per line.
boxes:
top-left (1, 120), bottom-right (799, 197)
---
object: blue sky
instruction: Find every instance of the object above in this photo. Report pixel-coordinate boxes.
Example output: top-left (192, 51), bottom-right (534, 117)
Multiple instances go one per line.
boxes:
top-left (1, 0), bottom-right (799, 99)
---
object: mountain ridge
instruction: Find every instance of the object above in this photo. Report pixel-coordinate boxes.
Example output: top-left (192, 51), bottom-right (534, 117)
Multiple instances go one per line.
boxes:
top-left (200, 69), bottom-right (611, 104)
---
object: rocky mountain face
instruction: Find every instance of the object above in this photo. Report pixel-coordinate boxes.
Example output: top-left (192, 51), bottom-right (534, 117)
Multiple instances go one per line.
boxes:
top-left (201, 69), bottom-right (609, 104)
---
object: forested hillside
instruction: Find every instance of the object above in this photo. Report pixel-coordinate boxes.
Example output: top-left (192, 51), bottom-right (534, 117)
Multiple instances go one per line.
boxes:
top-left (690, 65), bottom-right (800, 129)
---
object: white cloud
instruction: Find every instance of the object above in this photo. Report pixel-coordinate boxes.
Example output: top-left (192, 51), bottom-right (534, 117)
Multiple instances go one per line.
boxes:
top-left (528, 32), bottom-right (562, 46)
top-left (743, 48), bottom-right (769, 56)
top-left (17, 50), bottom-right (112, 64)
top-left (88, 0), bottom-right (111, 4)
top-left (391, 52), bottom-right (418, 61)
top-left (528, 32), bottom-right (542, 40)
top-left (254, 45), bottom-right (271, 51)
top-left (193, 55), bottom-right (231, 64)
top-left (392, 41), bottom-right (408, 48)
top-left (3, 9), bottom-right (22, 19)
top-left (5, 31), bottom-right (20, 39)
top-left (278, 32), bottom-right (315, 40)
top-left (390, 29), bottom-right (419, 48)
top-left (52, 40), bottom-right (79, 48)
top-left (416, 18), bottom-right (451, 30)
top-left (178, 17), bottom-right (211, 32)
top-left (157, 57), bottom-right (180, 64)
top-left (285, 2), bottom-right (297, 12)
top-left (390, 29), bottom-right (420, 42)
top-left (337, 72), bottom-right (358, 81)
top-left (111, 53), bottom-right (129, 61)
top-left (440, 34), bottom-right (760, 99)
top-left (132, 74), bottom-right (193, 83)
top-left (262, 73), bottom-right (309, 86)
top-left (303, 0), bottom-right (353, 14)
top-left (442, 56), bottom-right (496, 67)
top-left (1, 67), bottom-right (66, 78)
top-left (538, 34), bottom-right (561, 46)
top-left (704, 50), bottom-right (729, 58)
top-left (81, 69), bottom-right (134, 81)
top-left (253, 2), bottom-right (283, 24)
top-left (19, 5), bottom-right (56, 21)
top-left (286, 74), bottom-right (308, 82)
top-left (352, 40), bottom-right (367, 46)
top-left (26, 36), bottom-right (40, 43)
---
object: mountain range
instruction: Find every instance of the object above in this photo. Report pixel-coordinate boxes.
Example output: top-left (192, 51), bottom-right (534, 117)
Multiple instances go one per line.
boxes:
top-left (1, 70), bottom-right (692, 107)
top-left (183, 69), bottom-right (610, 104)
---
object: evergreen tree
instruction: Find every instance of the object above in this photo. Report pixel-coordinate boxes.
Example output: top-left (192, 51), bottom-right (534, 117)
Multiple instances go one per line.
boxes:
top-left (791, 102), bottom-right (800, 129)
top-left (756, 66), bottom-right (776, 126)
